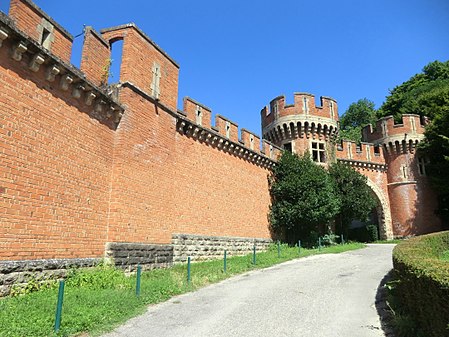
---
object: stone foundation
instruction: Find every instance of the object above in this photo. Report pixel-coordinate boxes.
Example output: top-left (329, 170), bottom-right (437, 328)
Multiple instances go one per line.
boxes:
top-left (105, 242), bottom-right (174, 271)
top-left (0, 258), bottom-right (100, 296)
top-left (172, 233), bottom-right (272, 263)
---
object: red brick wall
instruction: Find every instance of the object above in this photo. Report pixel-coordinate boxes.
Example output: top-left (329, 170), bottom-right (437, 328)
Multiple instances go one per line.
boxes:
top-left (0, 38), bottom-right (114, 260)
top-left (106, 86), bottom-right (272, 244)
top-left (9, 0), bottom-right (72, 63)
top-left (102, 26), bottom-right (179, 111)
top-left (80, 27), bottom-right (111, 87)
top-left (386, 152), bottom-right (441, 236)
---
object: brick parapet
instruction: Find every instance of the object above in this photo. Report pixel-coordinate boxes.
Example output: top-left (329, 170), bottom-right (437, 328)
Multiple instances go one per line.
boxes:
top-left (8, 0), bottom-right (73, 63)
top-left (362, 114), bottom-right (426, 149)
top-left (261, 93), bottom-right (339, 146)
top-left (0, 11), bottom-right (124, 126)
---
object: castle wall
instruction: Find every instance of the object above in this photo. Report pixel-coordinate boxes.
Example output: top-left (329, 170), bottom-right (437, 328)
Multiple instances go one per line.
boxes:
top-left (0, 1), bottom-right (275, 270)
top-left (0, 32), bottom-right (115, 260)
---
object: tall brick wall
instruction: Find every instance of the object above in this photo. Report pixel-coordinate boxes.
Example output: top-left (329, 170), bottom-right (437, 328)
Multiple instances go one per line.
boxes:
top-left (0, 36), bottom-right (115, 260)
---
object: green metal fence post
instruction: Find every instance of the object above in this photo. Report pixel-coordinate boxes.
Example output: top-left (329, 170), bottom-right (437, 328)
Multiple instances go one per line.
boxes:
top-left (341, 234), bottom-right (345, 244)
top-left (223, 250), bottom-right (227, 273)
top-left (298, 240), bottom-right (301, 255)
top-left (54, 280), bottom-right (65, 333)
top-left (277, 240), bottom-right (281, 258)
top-left (318, 237), bottom-right (322, 251)
top-left (187, 256), bottom-right (191, 284)
top-left (136, 265), bottom-right (142, 297)
top-left (252, 244), bottom-right (256, 265)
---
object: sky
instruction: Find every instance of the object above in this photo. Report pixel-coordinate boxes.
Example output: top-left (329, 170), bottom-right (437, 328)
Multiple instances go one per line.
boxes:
top-left (1, 0), bottom-right (448, 136)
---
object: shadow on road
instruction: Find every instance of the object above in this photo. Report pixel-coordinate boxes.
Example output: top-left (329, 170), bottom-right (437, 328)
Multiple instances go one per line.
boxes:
top-left (375, 269), bottom-right (396, 337)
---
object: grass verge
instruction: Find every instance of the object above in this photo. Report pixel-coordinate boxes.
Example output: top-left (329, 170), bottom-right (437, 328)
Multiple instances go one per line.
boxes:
top-left (0, 242), bottom-right (364, 337)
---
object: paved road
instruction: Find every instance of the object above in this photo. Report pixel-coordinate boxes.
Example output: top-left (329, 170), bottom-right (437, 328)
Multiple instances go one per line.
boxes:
top-left (103, 244), bottom-right (394, 337)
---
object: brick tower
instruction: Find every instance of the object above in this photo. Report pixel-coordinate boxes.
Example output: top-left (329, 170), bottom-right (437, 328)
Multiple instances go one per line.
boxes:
top-left (362, 115), bottom-right (441, 236)
top-left (261, 93), bottom-right (339, 164)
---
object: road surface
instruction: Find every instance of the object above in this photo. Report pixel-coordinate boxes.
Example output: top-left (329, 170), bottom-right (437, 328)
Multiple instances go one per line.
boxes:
top-left (103, 244), bottom-right (394, 337)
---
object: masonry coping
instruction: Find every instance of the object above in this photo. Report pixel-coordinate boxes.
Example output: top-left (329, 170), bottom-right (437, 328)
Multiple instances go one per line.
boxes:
top-left (85, 26), bottom-right (109, 48)
top-left (101, 23), bottom-right (179, 68)
top-left (215, 114), bottom-right (238, 127)
top-left (184, 96), bottom-right (212, 111)
top-left (14, 0), bottom-right (73, 41)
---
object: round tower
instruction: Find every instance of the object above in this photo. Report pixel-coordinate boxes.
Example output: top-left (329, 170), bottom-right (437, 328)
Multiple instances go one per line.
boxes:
top-left (261, 92), bottom-right (339, 164)
top-left (362, 115), bottom-right (441, 237)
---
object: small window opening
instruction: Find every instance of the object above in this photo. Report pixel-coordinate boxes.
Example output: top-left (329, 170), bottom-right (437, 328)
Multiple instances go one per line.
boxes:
top-left (418, 157), bottom-right (428, 176)
top-left (303, 97), bottom-right (309, 114)
top-left (151, 62), bottom-right (161, 99)
top-left (374, 146), bottom-right (380, 155)
top-left (312, 142), bottom-right (326, 163)
top-left (108, 39), bottom-right (124, 84)
top-left (195, 105), bottom-right (202, 125)
top-left (402, 165), bottom-right (408, 179)
top-left (250, 135), bottom-right (254, 150)
top-left (330, 101), bottom-right (334, 119)
top-left (225, 122), bottom-right (231, 138)
top-left (272, 103), bottom-right (278, 116)
top-left (41, 28), bottom-right (51, 47)
top-left (283, 142), bottom-right (292, 152)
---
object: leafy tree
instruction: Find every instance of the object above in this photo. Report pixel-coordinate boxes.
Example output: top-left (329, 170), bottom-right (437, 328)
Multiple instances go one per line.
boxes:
top-left (328, 162), bottom-right (377, 237)
top-left (378, 60), bottom-right (449, 121)
top-left (338, 98), bottom-right (377, 143)
top-left (269, 152), bottom-right (340, 245)
top-left (420, 111), bottom-right (449, 226)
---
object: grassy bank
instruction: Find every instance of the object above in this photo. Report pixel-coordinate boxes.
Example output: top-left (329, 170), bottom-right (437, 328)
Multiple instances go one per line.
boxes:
top-left (0, 242), bottom-right (364, 337)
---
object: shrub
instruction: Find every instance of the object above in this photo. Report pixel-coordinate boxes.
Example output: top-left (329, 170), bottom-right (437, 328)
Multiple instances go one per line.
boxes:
top-left (392, 231), bottom-right (449, 337)
top-left (348, 224), bottom-right (378, 242)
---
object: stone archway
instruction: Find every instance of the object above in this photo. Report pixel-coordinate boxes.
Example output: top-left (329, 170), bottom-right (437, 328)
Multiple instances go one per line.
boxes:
top-left (365, 179), bottom-right (393, 240)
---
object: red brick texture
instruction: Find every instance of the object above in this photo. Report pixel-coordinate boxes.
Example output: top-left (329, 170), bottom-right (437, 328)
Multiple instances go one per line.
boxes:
top-left (80, 27), bottom-right (111, 87)
top-left (9, 0), bottom-right (73, 63)
top-left (0, 38), bottom-right (114, 260)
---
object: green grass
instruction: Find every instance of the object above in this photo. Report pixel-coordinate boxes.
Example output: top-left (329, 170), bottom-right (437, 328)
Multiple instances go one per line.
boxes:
top-left (0, 242), bottom-right (364, 337)
top-left (440, 250), bottom-right (449, 261)
top-left (373, 239), bottom-right (403, 244)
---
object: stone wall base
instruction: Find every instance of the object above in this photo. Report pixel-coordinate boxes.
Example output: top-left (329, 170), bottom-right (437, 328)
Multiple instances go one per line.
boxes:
top-left (1, 234), bottom-right (271, 296)
top-left (105, 242), bottom-right (173, 271)
top-left (0, 258), bottom-right (100, 297)
top-left (172, 233), bottom-right (272, 263)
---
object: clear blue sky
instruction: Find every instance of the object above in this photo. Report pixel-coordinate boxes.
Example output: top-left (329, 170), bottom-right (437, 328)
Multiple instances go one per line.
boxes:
top-left (1, 0), bottom-right (448, 135)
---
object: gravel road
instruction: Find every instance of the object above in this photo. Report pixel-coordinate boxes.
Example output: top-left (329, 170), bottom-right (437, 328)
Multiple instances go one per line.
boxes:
top-left (103, 244), bottom-right (395, 337)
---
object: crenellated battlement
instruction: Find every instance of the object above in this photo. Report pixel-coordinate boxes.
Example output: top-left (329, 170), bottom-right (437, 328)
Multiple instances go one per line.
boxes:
top-left (261, 92), bottom-right (339, 145)
top-left (362, 114), bottom-right (427, 155)
top-left (336, 140), bottom-right (386, 170)
top-left (0, 2), bottom-right (125, 127)
top-left (261, 92), bottom-right (338, 130)
top-left (179, 97), bottom-right (282, 166)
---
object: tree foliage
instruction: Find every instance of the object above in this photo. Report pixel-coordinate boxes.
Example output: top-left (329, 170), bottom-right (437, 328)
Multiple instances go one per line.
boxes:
top-left (269, 152), bottom-right (340, 245)
top-left (378, 60), bottom-right (449, 121)
top-left (328, 162), bottom-right (377, 236)
top-left (338, 98), bottom-right (377, 143)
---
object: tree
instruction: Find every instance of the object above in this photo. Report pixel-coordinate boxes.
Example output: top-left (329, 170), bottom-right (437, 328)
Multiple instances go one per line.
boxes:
top-left (378, 60), bottom-right (449, 121)
top-left (420, 110), bottom-right (449, 226)
top-left (269, 152), bottom-right (340, 245)
top-left (328, 162), bottom-right (377, 236)
top-left (338, 98), bottom-right (377, 143)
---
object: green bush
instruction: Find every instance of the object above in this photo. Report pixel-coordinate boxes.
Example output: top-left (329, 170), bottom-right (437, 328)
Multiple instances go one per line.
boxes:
top-left (392, 231), bottom-right (449, 337)
top-left (348, 224), bottom-right (378, 242)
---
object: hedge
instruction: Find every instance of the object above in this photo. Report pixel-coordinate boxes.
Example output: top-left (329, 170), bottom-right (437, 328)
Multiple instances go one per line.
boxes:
top-left (392, 231), bottom-right (449, 337)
